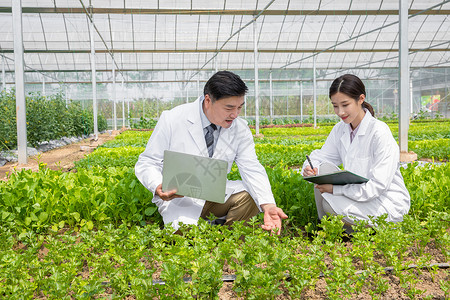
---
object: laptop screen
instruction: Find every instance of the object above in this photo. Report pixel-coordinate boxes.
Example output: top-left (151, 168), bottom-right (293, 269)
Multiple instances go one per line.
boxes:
top-left (162, 150), bottom-right (228, 203)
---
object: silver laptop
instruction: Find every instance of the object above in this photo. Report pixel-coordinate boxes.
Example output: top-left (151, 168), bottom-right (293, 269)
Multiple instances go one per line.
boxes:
top-left (162, 150), bottom-right (229, 203)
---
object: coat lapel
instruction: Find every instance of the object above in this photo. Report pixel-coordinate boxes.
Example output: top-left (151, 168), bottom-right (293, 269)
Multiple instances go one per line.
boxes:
top-left (187, 97), bottom-right (209, 156)
top-left (344, 110), bottom-right (374, 158)
top-left (340, 124), bottom-right (351, 152)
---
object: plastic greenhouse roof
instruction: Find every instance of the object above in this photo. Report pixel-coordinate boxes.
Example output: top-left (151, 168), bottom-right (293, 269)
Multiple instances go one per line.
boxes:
top-left (0, 0), bottom-right (449, 81)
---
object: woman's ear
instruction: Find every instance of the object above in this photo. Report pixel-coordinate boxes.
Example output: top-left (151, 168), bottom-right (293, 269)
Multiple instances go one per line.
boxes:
top-left (358, 94), bottom-right (365, 105)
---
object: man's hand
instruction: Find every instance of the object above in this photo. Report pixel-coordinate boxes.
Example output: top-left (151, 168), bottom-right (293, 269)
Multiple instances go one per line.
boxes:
top-left (315, 184), bottom-right (333, 194)
top-left (155, 184), bottom-right (183, 201)
top-left (260, 204), bottom-right (288, 235)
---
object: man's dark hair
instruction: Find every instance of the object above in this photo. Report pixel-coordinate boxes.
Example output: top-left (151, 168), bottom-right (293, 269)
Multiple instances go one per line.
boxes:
top-left (203, 71), bottom-right (248, 102)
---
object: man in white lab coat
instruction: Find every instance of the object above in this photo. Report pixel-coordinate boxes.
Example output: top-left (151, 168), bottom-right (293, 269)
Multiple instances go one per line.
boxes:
top-left (135, 71), bottom-right (287, 233)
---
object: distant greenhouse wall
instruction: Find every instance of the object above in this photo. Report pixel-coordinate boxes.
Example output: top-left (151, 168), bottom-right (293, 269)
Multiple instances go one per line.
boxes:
top-left (3, 67), bottom-right (447, 129)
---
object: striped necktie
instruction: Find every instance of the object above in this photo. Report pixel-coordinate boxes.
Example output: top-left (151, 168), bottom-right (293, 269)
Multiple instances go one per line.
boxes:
top-left (205, 123), bottom-right (217, 157)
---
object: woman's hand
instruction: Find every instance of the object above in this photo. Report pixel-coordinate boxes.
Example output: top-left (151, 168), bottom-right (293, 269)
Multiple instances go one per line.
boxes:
top-left (303, 165), bottom-right (318, 177)
top-left (315, 184), bottom-right (333, 194)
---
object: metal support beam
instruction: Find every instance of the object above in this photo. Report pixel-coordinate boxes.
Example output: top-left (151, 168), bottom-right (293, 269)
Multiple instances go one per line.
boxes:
top-left (197, 79), bottom-right (200, 97)
top-left (269, 71), bottom-right (273, 122)
top-left (300, 81), bottom-right (303, 123)
top-left (42, 76), bottom-right (45, 96)
top-left (127, 99), bottom-right (130, 128)
top-left (12, 0), bottom-right (27, 164)
top-left (313, 56), bottom-right (317, 128)
top-left (244, 95), bottom-right (247, 119)
top-left (2, 7), bottom-right (448, 16)
top-left (1, 47), bottom-right (448, 54)
top-left (2, 55), bottom-right (5, 91)
top-left (89, 5), bottom-right (98, 140)
top-left (399, 0), bottom-right (410, 153)
top-left (409, 78), bottom-right (413, 114)
top-left (253, 18), bottom-right (259, 136)
top-left (122, 78), bottom-right (125, 128)
top-left (112, 58), bottom-right (117, 131)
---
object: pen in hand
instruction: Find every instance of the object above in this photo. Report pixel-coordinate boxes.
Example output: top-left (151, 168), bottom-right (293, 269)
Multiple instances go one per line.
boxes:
top-left (306, 155), bottom-right (317, 176)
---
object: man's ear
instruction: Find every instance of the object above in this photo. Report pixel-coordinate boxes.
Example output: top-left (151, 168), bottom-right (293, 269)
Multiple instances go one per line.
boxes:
top-left (204, 94), bottom-right (212, 108)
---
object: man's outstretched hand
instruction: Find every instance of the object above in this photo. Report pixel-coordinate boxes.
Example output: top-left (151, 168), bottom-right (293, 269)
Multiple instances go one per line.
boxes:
top-left (155, 184), bottom-right (183, 201)
top-left (260, 204), bottom-right (288, 235)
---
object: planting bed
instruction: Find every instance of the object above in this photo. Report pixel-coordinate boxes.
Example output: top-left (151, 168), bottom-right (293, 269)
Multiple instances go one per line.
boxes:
top-left (1, 121), bottom-right (449, 299)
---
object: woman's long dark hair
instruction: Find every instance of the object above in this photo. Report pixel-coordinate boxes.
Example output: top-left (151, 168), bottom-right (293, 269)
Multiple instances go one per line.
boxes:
top-left (329, 74), bottom-right (375, 116)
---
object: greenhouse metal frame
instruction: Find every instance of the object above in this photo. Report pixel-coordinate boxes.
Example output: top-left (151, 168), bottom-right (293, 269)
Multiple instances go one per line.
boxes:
top-left (0, 0), bottom-right (449, 163)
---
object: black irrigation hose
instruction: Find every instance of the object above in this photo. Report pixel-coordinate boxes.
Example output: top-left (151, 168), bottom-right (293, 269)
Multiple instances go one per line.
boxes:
top-left (151, 262), bottom-right (449, 285)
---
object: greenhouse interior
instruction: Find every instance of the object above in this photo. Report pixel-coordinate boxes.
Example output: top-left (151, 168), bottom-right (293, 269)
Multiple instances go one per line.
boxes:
top-left (0, 0), bottom-right (449, 298)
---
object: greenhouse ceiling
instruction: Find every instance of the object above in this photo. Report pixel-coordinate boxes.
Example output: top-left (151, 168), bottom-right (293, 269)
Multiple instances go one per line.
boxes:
top-left (0, 0), bottom-right (449, 82)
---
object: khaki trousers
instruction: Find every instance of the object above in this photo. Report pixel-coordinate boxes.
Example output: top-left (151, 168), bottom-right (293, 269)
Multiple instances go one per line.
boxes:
top-left (200, 191), bottom-right (260, 225)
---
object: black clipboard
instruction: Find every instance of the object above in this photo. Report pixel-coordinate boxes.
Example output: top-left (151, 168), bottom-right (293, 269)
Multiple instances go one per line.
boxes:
top-left (303, 170), bottom-right (369, 185)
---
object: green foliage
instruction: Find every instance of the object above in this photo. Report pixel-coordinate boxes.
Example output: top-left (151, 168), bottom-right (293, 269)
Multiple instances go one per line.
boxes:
top-left (0, 212), bottom-right (448, 298)
top-left (401, 162), bottom-right (450, 219)
top-left (75, 146), bottom-right (145, 169)
top-left (130, 117), bottom-right (158, 129)
top-left (409, 139), bottom-right (450, 161)
top-left (0, 166), bottom-right (159, 234)
top-left (253, 126), bottom-right (333, 137)
top-left (256, 143), bottom-right (323, 167)
top-left (229, 164), bottom-right (317, 227)
top-left (1, 120), bottom-right (449, 298)
top-left (101, 130), bottom-right (152, 148)
top-left (390, 122), bottom-right (450, 141)
top-left (0, 89), bottom-right (108, 150)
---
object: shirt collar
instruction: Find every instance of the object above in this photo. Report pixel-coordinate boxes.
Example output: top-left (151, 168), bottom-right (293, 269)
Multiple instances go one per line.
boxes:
top-left (349, 123), bottom-right (360, 134)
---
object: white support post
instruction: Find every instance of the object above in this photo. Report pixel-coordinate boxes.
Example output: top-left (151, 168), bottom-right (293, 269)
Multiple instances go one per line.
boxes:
top-left (65, 85), bottom-right (69, 107)
top-left (142, 93), bottom-right (145, 119)
top-left (2, 55), bottom-right (5, 91)
top-left (300, 81), bottom-right (303, 123)
top-left (122, 78), bottom-right (125, 129)
top-left (127, 99), bottom-right (130, 128)
top-left (286, 89), bottom-right (288, 116)
top-left (313, 56), bottom-right (317, 128)
top-left (42, 76), bottom-right (45, 96)
top-left (12, 0), bottom-right (27, 164)
top-left (197, 79), bottom-right (200, 97)
top-left (89, 5), bottom-right (98, 140)
top-left (253, 18), bottom-right (260, 136)
top-left (156, 98), bottom-right (159, 118)
top-left (244, 95), bottom-right (247, 119)
top-left (269, 71), bottom-right (273, 122)
top-left (399, 0), bottom-right (410, 154)
top-left (112, 60), bottom-right (117, 131)
top-left (215, 56), bottom-right (218, 73)
top-left (409, 78), bottom-right (413, 114)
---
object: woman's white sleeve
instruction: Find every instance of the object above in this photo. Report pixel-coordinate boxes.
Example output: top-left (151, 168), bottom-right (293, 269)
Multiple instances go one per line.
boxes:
top-left (301, 125), bottom-right (343, 174)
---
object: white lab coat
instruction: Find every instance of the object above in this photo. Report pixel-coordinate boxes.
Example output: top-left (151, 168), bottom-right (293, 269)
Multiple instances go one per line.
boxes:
top-left (302, 110), bottom-right (410, 223)
top-left (135, 96), bottom-right (276, 228)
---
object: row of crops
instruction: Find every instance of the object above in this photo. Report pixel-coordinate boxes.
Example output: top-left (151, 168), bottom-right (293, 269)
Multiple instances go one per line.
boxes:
top-left (0, 90), bottom-right (108, 150)
top-left (1, 120), bottom-right (449, 298)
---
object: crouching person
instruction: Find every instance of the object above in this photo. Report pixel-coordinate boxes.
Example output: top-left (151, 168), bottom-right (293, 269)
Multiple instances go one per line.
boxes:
top-left (135, 71), bottom-right (287, 234)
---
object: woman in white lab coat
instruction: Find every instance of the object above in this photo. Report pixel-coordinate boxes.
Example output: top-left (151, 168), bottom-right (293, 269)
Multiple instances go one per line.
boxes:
top-left (302, 74), bottom-right (410, 228)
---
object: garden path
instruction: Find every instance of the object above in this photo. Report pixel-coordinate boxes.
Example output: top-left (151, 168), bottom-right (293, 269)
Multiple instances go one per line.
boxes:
top-left (0, 130), bottom-right (121, 180)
